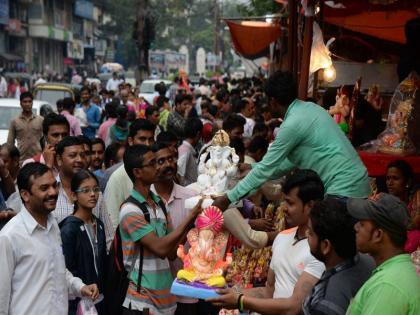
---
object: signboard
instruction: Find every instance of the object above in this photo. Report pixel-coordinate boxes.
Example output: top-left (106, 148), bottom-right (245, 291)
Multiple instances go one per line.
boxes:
top-left (74, 0), bottom-right (94, 20)
top-left (0, 0), bottom-right (9, 25)
top-left (95, 39), bottom-right (107, 56)
top-left (67, 40), bottom-right (84, 60)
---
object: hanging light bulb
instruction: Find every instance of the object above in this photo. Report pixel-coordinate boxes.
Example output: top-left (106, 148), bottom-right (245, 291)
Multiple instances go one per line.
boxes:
top-left (323, 65), bottom-right (336, 82)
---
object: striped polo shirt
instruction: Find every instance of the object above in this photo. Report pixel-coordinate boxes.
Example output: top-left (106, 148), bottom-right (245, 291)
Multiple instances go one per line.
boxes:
top-left (119, 189), bottom-right (176, 314)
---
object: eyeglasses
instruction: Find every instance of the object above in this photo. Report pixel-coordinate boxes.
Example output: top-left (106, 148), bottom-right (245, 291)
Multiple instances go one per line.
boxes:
top-left (75, 187), bottom-right (101, 194)
top-left (140, 159), bottom-right (157, 168)
top-left (157, 156), bottom-right (175, 166)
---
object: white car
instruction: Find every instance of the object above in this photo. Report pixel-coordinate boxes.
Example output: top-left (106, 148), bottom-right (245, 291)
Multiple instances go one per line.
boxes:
top-left (139, 79), bottom-right (172, 105)
top-left (0, 98), bottom-right (53, 145)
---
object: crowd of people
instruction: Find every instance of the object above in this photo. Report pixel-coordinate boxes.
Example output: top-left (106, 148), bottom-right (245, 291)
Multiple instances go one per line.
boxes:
top-left (0, 70), bottom-right (419, 315)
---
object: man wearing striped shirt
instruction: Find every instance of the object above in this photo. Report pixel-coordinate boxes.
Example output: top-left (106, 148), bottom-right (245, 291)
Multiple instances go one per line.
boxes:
top-left (119, 145), bottom-right (202, 315)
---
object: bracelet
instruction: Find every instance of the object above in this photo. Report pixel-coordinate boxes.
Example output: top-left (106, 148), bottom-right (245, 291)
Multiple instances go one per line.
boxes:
top-left (237, 293), bottom-right (244, 310)
top-left (239, 295), bottom-right (245, 312)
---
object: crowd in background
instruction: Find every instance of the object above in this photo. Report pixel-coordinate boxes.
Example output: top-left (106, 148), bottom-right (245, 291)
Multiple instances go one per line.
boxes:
top-left (0, 71), bottom-right (419, 315)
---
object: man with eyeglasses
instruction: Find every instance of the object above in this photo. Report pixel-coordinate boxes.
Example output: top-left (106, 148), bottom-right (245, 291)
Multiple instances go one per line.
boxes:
top-left (119, 144), bottom-right (203, 315)
top-left (54, 136), bottom-right (113, 248)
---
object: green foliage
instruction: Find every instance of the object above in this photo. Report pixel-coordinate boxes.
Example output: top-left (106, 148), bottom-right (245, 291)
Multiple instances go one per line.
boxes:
top-left (237, 0), bottom-right (279, 17)
top-left (102, 0), bottom-right (244, 68)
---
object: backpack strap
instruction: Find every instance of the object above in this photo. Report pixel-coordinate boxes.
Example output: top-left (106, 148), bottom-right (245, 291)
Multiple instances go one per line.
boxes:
top-left (124, 194), bottom-right (168, 293)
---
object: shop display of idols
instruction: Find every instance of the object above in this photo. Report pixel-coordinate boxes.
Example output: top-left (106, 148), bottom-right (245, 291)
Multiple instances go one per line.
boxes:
top-left (185, 130), bottom-right (240, 209)
top-left (170, 206), bottom-right (231, 299)
top-left (378, 72), bottom-right (419, 155)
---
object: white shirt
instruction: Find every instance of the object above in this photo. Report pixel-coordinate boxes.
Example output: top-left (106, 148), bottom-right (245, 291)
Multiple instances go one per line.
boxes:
top-left (0, 76), bottom-right (7, 97)
top-left (0, 206), bottom-right (85, 315)
top-left (177, 140), bottom-right (198, 186)
top-left (270, 227), bottom-right (325, 298)
top-left (106, 78), bottom-right (122, 92)
top-left (238, 113), bottom-right (255, 139)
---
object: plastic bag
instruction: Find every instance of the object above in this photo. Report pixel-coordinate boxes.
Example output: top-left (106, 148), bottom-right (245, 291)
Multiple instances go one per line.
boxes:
top-left (377, 71), bottom-right (419, 155)
top-left (76, 298), bottom-right (98, 315)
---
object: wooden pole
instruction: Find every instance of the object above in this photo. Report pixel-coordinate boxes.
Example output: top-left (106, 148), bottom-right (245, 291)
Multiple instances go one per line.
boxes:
top-left (298, 5), bottom-right (314, 99)
top-left (287, 0), bottom-right (297, 78)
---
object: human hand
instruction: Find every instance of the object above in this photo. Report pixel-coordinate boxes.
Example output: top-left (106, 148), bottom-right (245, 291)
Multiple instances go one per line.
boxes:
top-left (249, 218), bottom-right (275, 232)
top-left (238, 163), bottom-right (251, 179)
top-left (80, 284), bottom-right (99, 301)
top-left (191, 198), bottom-right (204, 217)
top-left (252, 206), bottom-right (264, 218)
top-left (43, 144), bottom-right (56, 168)
top-left (211, 194), bottom-right (230, 212)
top-left (206, 288), bottom-right (239, 309)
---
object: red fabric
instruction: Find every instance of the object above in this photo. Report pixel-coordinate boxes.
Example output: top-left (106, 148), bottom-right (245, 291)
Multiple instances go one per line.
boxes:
top-left (325, 10), bottom-right (418, 44)
top-left (225, 20), bottom-right (281, 58)
top-left (358, 151), bottom-right (420, 179)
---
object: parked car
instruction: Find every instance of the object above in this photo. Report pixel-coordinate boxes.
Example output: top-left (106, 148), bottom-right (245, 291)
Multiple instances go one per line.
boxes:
top-left (139, 79), bottom-right (172, 104)
top-left (33, 82), bottom-right (81, 110)
top-left (0, 98), bottom-right (53, 145)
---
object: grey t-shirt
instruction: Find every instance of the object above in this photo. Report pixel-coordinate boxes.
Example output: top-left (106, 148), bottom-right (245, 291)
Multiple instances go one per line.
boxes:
top-left (302, 253), bottom-right (375, 315)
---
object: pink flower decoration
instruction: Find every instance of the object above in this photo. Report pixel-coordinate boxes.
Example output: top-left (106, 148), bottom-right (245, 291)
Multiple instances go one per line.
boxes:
top-left (195, 206), bottom-right (224, 233)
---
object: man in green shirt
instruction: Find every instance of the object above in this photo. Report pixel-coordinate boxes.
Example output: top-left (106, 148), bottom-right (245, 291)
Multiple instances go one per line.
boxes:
top-left (346, 193), bottom-right (420, 315)
top-left (213, 71), bottom-right (370, 211)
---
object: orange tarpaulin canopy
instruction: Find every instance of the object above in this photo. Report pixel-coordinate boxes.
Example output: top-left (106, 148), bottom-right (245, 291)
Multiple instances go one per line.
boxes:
top-left (225, 20), bottom-right (282, 59)
top-left (325, 10), bottom-right (418, 44)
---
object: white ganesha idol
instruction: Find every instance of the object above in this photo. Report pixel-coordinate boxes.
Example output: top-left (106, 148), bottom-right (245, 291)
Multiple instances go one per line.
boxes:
top-left (185, 130), bottom-right (240, 209)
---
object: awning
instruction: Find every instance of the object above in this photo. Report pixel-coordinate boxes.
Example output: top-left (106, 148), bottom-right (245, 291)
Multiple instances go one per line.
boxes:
top-left (0, 53), bottom-right (24, 62)
top-left (324, 0), bottom-right (420, 43)
top-left (325, 9), bottom-right (418, 44)
top-left (225, 20), bottom-right (282, 59)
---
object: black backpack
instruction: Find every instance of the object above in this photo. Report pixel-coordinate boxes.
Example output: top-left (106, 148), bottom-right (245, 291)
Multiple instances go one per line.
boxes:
top-left (104, 195), bottom-right (167, 315)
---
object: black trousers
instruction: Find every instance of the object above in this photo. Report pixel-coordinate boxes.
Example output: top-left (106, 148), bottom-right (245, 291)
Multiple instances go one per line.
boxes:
top-left (175, 302), bottom-right (198, 315)
top-left (122, 306), bottom-right (146, 315)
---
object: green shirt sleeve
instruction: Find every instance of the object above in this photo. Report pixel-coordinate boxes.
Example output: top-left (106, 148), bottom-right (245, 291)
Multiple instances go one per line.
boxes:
top-left (227, 118), bottom-right (302, 203)
top-left (347, 283), bottom-right (411, 315)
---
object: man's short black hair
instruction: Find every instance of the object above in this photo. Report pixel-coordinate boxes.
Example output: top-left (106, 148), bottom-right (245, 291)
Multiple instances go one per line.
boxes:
top-left (282, 169), bottom-right (325, 204)
top-left (248, 136), bottom-right (268, 154)
top-left (230, 138), bottom-right (245, 156)
top-left (62, 97), bottom-right (76, 111)
top-left (1, 143), bottom-right (20, 160)
top-left (310, 198), bottom-right (357, 259)
top-left (156, 96), bottom-right (169, 109)
top-left (184, 117), bottom-right (203, 139)
top-left (128, 119), bottom-right (156, 138)
top-left (252, 122), bottom-right (269, 136)
top-left (56, 136), bottom-right (83, 156)
top-left (152, 141), bottom-right (172, 153)
top-left (156, 131), bottom-right (177, 144)
top-left (174, 93), bottom-right (192, 106)
top-left (123, 144), bottom-right (152, 183)
top-left (17, 162), bottom-right (51, 193)
top-left (80, 86), bottom-right (91, 94)
top-left (216, 89), bottom-right (228, 102)
top-left (77, 135), bottom-right (92, 151)
top-left (146, 105), bottom-right (159, 118)
top-left (20, 91), bottom-right (33, 102)
top-left (42, 113), bottom-right (70, 136)
top-left (222, 114), bottom-right (246, 132)
top-left (265, 71), bottom-right (297, 107)
top-left (91, 137), bottom-right (105, 150)
top-left (105, 101), bottom-right (118, 118)
top-left (104, 142), bottom-right (122, 168)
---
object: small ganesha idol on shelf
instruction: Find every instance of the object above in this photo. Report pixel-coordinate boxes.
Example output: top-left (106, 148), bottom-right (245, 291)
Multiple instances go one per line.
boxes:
top-left (185, 129), bottom-right (240, 209)
top-left (171, 206), bottom-right (232, 299)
